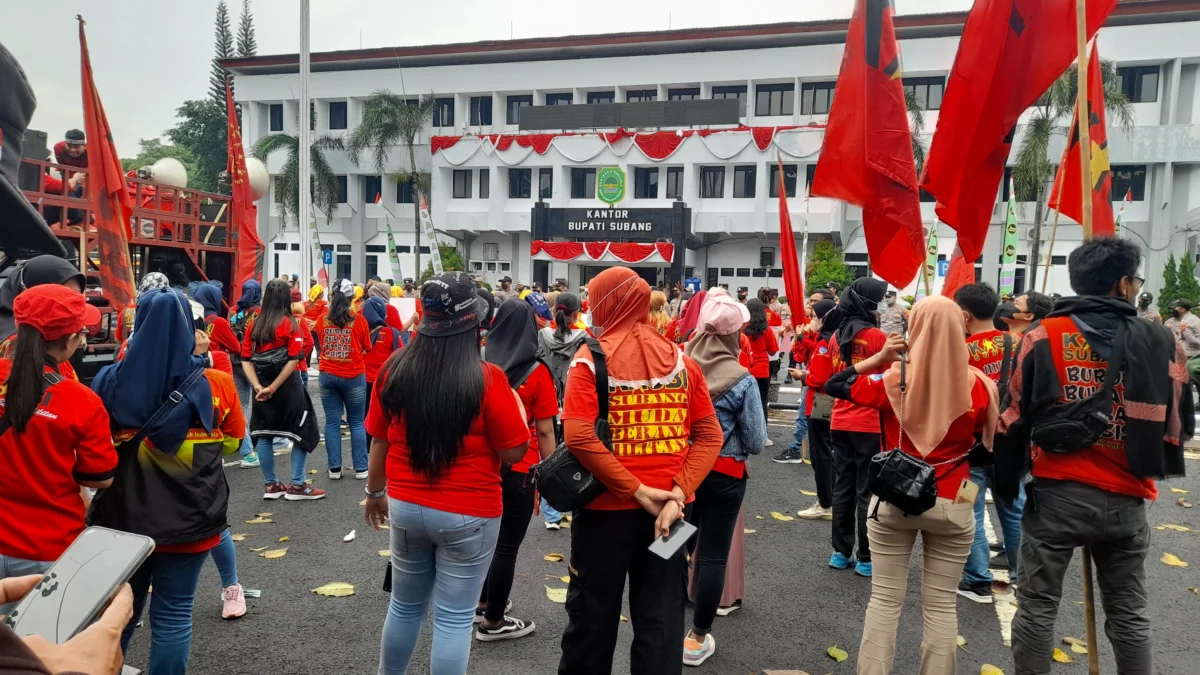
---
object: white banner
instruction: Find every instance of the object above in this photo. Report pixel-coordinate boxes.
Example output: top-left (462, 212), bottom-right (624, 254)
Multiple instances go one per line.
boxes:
top-left (418, 191), bottom-right (443, 275)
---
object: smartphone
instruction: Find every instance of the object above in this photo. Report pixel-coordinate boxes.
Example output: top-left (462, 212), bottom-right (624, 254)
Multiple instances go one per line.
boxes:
top-left (954, 479), bottom-right (980, 505)
top-left (2, 527), bottom-right (154, 643)
top-left (648, 519), bottom-right (698, 560)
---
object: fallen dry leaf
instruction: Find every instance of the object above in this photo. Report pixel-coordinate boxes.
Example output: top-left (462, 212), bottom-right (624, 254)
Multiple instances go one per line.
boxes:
top-left (770, 511), bottom-right (795, 522)
top-left (545, 586), bottom-right (567, 603)
top-left (359, 498), bottom-right (368, 506)
top-left (1170, 487), bottom-right (1190, 494)
top-left (799, 489), bottom-right (818, 497)
top-left (378, 524), bottom-right (390, 530)
top-left (308, 469), bottom-right (318, 475)
top-left (1051, 648), bottom-right (1073, 663)
top-left (1162, 552), bottom-right (1189, 567)
top-left (379, 549), bottom-right (390, 557)
top-left (1180, 498), bottom-right (1194, 508)
top-left (245, 517), bottom-right (274, 524)
top-left (229, 533), bottom-right (252, 542)
top-left (1155, 524), bottom-right (1191, 532)
top-left (344, 530), bottom-right (356, 542)
top-left (1188, 586), bottom-right (1199, 595)
top-left (312, 582), bottom-right (355, 597)
top-left (249, 546), bottom-right (268, 553)
top-left (279, 536), bottom-right (290, 542)
top-left (560, 575), bottom-right (570, 583)
top-left (260, 547), bottom-right (288, 559)
top-left (544, 553), bottom-right (564, 562)
top-left (744, 528), bottom-right (758, 534)
top-left (255, 512), bottom-right (273, 517)
top-left (755, 515), bottom-right (764, 520)
top-left (980, 666), bottom-right (1005, 675)
top-left (619, 615), bottom-right (628, 622)
top-left (956, 635), bottom-right (968, 651)
top-left (826, 645), bottom-right (848, 662)
top-left (802, 458), bottom-right (811, 465)
top-left (1070, 643), bottom-right (1088, 655)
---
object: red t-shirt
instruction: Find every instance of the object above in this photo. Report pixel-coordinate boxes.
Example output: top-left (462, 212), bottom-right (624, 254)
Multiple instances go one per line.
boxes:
top-left (0, 335), bottom-right (77, 381)
top-left (366, 362), bottom-right (530, 518)
top-left (364, 328), bottom-right (401, 385)
top-left (204, 315), bottom-right (241, 355)
top-left (0, 362), bottom-right (117, 562)
top-left (767, 308), bottom-right (783, 328)
top-left (966, 330), bottom-right (1008, 383)
top-left (664, 319), bottom-right (681, 346)
top-left (210, 350), bottom-right (233, 376)
top-left (317, 313), bottom-right (371, 378)
top-left (510, 363), bottom-right (560, 474)
top-left (240, 315), bottom-right (306, 360)
top-left (828, 327), bottom-right (887, 433)
top-left (745, 328), bottom-right (779, 379)
top-left (802, 338), bottom-right (834, 415)
top-left (561, 353), bottom-right (716, 511)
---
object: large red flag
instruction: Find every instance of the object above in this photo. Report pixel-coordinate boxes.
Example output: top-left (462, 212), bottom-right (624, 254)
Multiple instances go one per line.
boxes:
top-left (811, 0), bottom-right (923, 289)
top-left (227, 78), bottom-right (263, 304)
top-left (776, 159), bottom-right (804, 313)
top-left (1047, 41), bottom-right (1114, 237)
top-left (79, 19), bottom-right (135, 315)
top-left (920, 0), bottom-right (1118, 263)
top-left (940, 245), bottom-right (976, 300)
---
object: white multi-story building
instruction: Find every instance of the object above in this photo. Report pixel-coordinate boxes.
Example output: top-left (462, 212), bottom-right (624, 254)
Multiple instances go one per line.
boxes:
top-left (224, 0), bottom-right (1200, 297)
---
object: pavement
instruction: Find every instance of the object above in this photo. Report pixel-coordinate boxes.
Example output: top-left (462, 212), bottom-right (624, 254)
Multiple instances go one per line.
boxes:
top-left (126, 400), bottom-right (1200, 675)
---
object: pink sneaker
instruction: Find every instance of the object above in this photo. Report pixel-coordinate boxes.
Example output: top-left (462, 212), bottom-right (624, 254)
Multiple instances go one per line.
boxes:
top-left (222, 584), bottom-right (247, 620)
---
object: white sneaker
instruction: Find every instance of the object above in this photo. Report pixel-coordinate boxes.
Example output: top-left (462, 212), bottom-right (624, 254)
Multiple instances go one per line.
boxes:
top-left (354, 470), bottom-right (369, 480)
top-left (328, 469), bottom-right (343, 480)
top-left (765, 438), bottom-right (775, 447)
top-left (682, 632), bottom-right (716, 667)
top-left (797, 503), bottom-right (833, 521)
top-left (545, 520), bottom-right (562, 530)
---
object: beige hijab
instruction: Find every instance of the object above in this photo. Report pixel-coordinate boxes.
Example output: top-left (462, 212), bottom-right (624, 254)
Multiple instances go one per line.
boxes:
top-left (882, 296), bottom-right (998, 457)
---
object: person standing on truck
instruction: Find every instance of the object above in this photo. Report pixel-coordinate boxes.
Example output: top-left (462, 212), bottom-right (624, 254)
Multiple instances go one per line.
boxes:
top-left (52, 129), bottom-right (87, 170)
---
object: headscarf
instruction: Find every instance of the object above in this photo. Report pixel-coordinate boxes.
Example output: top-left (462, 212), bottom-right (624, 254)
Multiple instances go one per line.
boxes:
top-left (354, 285), bottom-right (364, 301)
top-left (0, 254), bottom-right (87, 340)
top-left (676, 290), bottom-right (709, 341)
top-left (589, 267), bottom-right (679, 385)
top-left (362, 296), bottom-right (389, 346)
top-left (336, 278), bottom-right (355, 298)
top-left (685, 295), bottom-right (750, 397)
top-left (93, 289), bottom-right (214, 453)
top-left (476, 288), bottom-right (496, 325)
top-left (290, 287), bottom-right (302, 303)
top-left (367, 283), bottom-right (391, 301)
top-left (485, 299), bottom-right (541, 384)
top-left (308, 284), bottom-right (324, 302)
top-left (881, 295), bottom-right (998, 458)
top-left (193, 283), bottom-right (223, 318)
top-left (834, 277), bottom-right (887, 363)
top-left (813, 299), bottom-right (838, 342)
top-left (390, 285), bottom-right (402, 298)
top-left (138, 272), bottom-right (170, 296)
top-left (236, 279), bottom-right (261, 312)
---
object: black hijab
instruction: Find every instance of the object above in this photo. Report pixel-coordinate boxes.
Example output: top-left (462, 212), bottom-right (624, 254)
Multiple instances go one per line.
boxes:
top-left (484, 299), bottom-right (542, 385)
top-left (0, 255), bottom-right (86, 340)
top-left (834, 277), bottom-right (887, 363)
top-left (813, 299), bottom-right (838, 342)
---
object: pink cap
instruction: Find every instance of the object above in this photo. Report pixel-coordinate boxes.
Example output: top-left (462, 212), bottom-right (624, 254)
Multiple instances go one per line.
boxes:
top-left (697, 295), bottom-right (750, 336)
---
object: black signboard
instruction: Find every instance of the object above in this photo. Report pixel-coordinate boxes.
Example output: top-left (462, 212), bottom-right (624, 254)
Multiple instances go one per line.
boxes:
top-left (543, 207), bottom-right (675, 240)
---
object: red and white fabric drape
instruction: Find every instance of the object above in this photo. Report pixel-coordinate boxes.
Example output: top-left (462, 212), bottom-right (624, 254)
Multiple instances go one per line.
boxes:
top-left (531, 240), bottom-right (674, 264)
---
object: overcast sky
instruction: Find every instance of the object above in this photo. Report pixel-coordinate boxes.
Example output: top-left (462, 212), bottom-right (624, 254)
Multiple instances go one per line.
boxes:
top-left (7, 0), bottom-right (969, 154)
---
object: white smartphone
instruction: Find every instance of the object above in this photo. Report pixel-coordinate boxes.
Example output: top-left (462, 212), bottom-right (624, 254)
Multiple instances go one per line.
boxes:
top-left (648, 519), bottom-right (698, 560)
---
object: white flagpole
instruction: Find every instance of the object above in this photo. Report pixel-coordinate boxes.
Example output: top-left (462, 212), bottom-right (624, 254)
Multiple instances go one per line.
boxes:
top-left (297, 0), bottom-right (313, 285)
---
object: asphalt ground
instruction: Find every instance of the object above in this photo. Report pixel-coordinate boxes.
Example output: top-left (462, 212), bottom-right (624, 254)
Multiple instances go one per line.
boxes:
top-left (126, 394), bottom-right (1200, 675)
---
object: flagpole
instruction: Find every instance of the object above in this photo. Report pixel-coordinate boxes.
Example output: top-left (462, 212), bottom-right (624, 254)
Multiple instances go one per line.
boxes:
top-left (1076, 0), bottom-right (1094, 242)
top-left (1042, 177), bottom-right (1068, 294)
top-left (297, 0), bottom-right (313, 286)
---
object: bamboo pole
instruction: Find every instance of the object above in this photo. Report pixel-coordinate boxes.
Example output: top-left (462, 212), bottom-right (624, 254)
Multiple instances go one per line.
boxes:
top-left (1042, 177), bottom-right (1068, 293)
top-left (1082, 546), bottom-right (1101, 675)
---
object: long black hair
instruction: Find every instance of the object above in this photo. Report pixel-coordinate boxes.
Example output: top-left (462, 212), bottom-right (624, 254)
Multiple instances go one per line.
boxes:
top-left (744, 298), bottom-right (768, 339)
top-left (553, 292), bottom-right (582, 341)
top-left (328, 278), bottom-right (354, 328)
top-left (3, 325), bottom-right (61, 432)
top-left (251, 278), bottom-right (294, 348)
top-left (378, 327), bottom-right (484, 482)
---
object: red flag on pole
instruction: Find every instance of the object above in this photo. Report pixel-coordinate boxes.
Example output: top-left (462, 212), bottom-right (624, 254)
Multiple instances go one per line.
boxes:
top-left (920, 0), bottom-right (1118, 263)
top-left (1048, 41), bottom-right (1114, 237)
top-left (940, 245), bottom-right (976, 300)
top-left (227, 78), bottom-right (263, 304)
top-left (810, 0), bottom-right (923, 289)
top-left (777, 159), bottom-right (805, 312)
top-left (79, 18), bottom-right (135, 316)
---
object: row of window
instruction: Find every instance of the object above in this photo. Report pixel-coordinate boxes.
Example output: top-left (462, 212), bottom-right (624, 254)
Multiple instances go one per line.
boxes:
top-left (1001, 165), bottom-right (1148, 202)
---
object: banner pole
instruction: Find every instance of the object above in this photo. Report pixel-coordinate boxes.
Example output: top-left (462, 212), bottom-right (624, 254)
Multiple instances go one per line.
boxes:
top-left (1076, 0), bottom-right (1094, 241)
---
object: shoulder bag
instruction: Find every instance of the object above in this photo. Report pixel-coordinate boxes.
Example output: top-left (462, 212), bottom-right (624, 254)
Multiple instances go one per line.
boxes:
top-left (1030, 320), bottom-right (1125, 453)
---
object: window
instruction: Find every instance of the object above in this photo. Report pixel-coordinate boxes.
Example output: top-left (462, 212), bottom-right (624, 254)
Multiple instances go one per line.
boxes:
top-left (626, 89), bottom-right (656, 103)
top-left (419, 246), bottom-right (431, 254)
top-left (269, 104), bottom-right (283, 131)
top-left (395, 246), bottom-right (411, 253)
top-left (506, 95), bottom-right (532, 124)
top-left (482, 242), bottom-right (500, 260)
top-left (545, 92), bottom-right (573, 106)
top-left (700, 167), bottom-right (725, 198)
top-left (363, 175), bottom-right (382, 203)
top-left (768, 268), bottom-right (784, 278)
top-left (919, 188), bottom-right (936, 203)
top-left (1111, 165), bottom-right (1147, 201)
top-left (720, 268), bottom-right (734, 276)
top-left (666, 167), bottom-right (684, 199)
top-left (469, 96), bottom-right (493, 126)
top-left (752, 269), bottom-right (767, 278)
top-left (337, 255), bottom-right (351, 279)
top-left (291, 243), bottom-right (300, 251)
top-left (571, 168), bottom-right (596, 199)
top-left (756, 83), bottom-right (795, 116)
top-left (733, 166), bottom-right (756, 199)
top-left (335, 175), bottom-right (348, 203)
top-left (366, 245), bottom-right (386, 253)
top-left (432, 97), bottom-right (454, 127)
top-left (769, 164), bottom-right (797, 198)
top-left (805, 164), bottom-right (817, 192)
top-left (509, 169), bottom-right (532, 198)
top-left (712, 85), bottom-right (748, 103)
top-left (366, 256), bottom-right (378, 280)
top-left (539, 168), bottom-right (553, 199)
top-left (328, 101), bottom-right (347, 129)
top-left (587, 91), bottom-right (615, 105)
top-left (396, 177), bottom-right (414, 204)
top-left (452, 170), bottom-right (472, 199)
top-left (336, 244), bottom-right (352, 252)
top-left (800, 81), bottom-right (836, 115)
top-left (668, 87), bottom-right (701, 101)
top-left (902, 76), bottom-right (946, 111)
top-left (1116, 66), bottom-right (1159, 103)
top-left (273, 242), bottom-right (287, 250)
top-left (479, 169), bottom-right (489, 199)
top-left (634, 167), bottom-right (658, 199)
top-left (736, 268), bottom-right (751, 277)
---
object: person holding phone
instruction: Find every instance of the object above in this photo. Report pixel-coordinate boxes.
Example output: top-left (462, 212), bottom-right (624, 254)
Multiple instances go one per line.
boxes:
top-left (0, 286), bottom-right (113, 581)
top-left (0, 575), bottom-right (132, 675)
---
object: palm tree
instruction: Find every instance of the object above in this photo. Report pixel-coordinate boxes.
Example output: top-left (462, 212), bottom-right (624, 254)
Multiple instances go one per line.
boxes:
top-left (1013, 58), bottom-right (1135, 289)
top-left (905, 88), bottom-right (928, 178)
top-left (346, 91), bottom-right (438, 273)
top-left (252, 133), bottom-right (345, 231)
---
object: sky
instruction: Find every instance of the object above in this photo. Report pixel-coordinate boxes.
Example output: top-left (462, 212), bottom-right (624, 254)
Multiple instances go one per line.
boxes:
top-left (7, 0), bottom-right (970, 155)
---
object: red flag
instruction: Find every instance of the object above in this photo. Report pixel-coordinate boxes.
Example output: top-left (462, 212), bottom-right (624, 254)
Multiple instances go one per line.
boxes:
top-left (375, 192), bottom-right (382, 205)
top-left (776, 159), bottom-right (805, 313)
top-left (79, 19), bottom-right (135, 315)
top-left (227, 78), bottom-right (263, 304)
top-left (1047, 41), bottom-right (1114, 237)
top-left (811, 0), bottom-right (923, 289)
top-left (920, 0), bottom-right (1118, 262)
top-left (940, 245), bottom-right (976, 300)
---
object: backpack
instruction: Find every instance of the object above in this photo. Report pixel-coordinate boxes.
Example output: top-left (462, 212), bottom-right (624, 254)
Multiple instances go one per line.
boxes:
top-left (370, 325), bottom-right (401, 353)
top-left (1029, 321), bottom-right (1126, 454)
top-left (537, 329), bottom-right (588, 409)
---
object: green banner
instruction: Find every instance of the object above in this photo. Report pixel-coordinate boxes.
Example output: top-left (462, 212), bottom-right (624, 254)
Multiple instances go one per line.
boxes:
top-left (915, 223), bottom-right (938, 300)
top-left (998, 176), bottom-right (1018, 296)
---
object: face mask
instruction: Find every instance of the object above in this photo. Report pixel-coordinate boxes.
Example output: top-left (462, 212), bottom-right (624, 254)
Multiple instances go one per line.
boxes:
top-left (887, 298), bottom-right (896, 306)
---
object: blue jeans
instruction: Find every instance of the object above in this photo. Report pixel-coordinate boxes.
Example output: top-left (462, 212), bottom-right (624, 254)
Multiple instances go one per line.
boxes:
top-left (0, 553), bottom-right (52, 581)
top-left (788, 386), bottom-right (809, 452)
top-left (319, 372), bottom-right (368, 473)
top-left (232, 367), bottom-right (255, 459)
top-left (541, 498), bottom-right (562, 525)
top-left (257, 436), bottom-right (307, 486)
top-left (963, 467), bottom-right (1027, 585)
top-left (210, 529), bottom-right (238, 588)
top-left (121, 551), bottom-right (207, 675)
top-left (379, 499), bottom-right (500, 675)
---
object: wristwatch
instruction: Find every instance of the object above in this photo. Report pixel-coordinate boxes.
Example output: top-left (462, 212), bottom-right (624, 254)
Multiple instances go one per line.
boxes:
top-left (365, 486), bottom-right (386, 499)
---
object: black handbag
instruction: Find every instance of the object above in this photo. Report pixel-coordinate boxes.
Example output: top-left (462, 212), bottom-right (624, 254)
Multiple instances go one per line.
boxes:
top-left (532, 337), bottom-right (612, 513)
top-left (251, 345), bottom-right (291, 381)
top-left (1030, 321), bottom-right (1125, 454)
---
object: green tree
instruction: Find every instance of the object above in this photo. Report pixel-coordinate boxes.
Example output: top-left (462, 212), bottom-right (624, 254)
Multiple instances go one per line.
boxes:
top-left (905, 88), bottom-right (928, 178)
top-left (120, 139), bottom-right (199, 176)
top-left (806, 240), bottom-right (855, 292)
top-left (346, 91), bottom-right (437, 272)
top-left (210, 2), bottom-right (234, 109)
top-left (1159, 253), bottom-right (1180, 316)
top-left (1177, 253), bottom-right (1200, 315)
top-left (252, 132), bottom-right (345, 230)
top-left (417, 245), bottom-right (465, 284)
top-left (164, 100), bottom-right (226, 194)
top-left (236, 0), bottom-right (257, 58)
top-left (1013, 57), bottom-right (1135, 290)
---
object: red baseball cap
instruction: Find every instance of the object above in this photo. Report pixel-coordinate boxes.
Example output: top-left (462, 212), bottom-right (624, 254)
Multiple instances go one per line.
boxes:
top-left (14, 284), bottom-right (101, 341)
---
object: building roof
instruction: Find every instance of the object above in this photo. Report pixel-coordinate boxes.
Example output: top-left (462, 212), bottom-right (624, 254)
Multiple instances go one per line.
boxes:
top-left (221, 0), bottom-right (1200, 76)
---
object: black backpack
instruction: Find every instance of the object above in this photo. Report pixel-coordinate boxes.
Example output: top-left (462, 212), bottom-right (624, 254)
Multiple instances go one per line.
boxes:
top-left (1029, 320), bottom-right (1125, 453)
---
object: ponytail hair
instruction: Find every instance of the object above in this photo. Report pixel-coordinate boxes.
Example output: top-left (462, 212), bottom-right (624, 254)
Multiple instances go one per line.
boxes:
top-left (553, 292), bottom-right (582, 341)
top-left (5, 325), bottom-right (50, 432)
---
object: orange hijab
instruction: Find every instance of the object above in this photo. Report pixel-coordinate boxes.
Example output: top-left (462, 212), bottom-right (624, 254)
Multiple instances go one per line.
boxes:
top-left (588, 267), bottom-right (680, 386)
top-left (881, 296), bottom-right (998, 457)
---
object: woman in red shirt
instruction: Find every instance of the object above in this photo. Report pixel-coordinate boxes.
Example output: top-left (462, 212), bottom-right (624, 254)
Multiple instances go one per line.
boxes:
top-left (823, 295), bottom-right (998, 675)
top-left (362, 296), bottom-right (402, 426)
top-left (315, 279), bottom-right (372, 479)
top-left (743, 298), bottom-right (779, 424)
top-left (363, 272), bottom-right (529, 675)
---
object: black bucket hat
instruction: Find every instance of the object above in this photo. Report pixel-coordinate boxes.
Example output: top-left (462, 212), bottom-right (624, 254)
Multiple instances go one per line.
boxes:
top-left (418, 271), bottom-right (485, 337)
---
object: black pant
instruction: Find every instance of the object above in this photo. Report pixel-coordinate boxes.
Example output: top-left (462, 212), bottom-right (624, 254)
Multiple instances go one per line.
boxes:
top-left (480, 468), bottom-right (535, 622)
top-left (831, 430), bottom-right (880, 562)
top-left (685, 471), bottom-right (747, 635)
top-left (755, 377), bottom-right (771, 423)
top-left (558, 508), bottom-right (687, 675)
top-left (808, 418), bottom-right (834, 509)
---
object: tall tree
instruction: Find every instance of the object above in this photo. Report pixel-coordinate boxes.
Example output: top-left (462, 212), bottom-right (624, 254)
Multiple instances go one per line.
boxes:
top-left (805, 240), bottom-right (855, 292)
top-left (252, 132), bottom-right (345, 231)
top-left (1178, 254), bottom-right (1200, 315)
top-left (120, 139), bottom-right (199, 177)
top-left (237, 0), bottom-right (257, 58)
top-left (905, 88), bottom-right (927, 179)
top-left (165, 100), bottom-right (226, 194)
top-left (1160, 253), bottom-right (1181, 316)
top-left (346, 91), bottom-right (437, 272)
top-left (210, 1), bottom-right (234, 109)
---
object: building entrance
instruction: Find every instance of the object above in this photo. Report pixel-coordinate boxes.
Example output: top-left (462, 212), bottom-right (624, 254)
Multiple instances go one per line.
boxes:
top-left (580, 265), bottom-right (660, 288)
